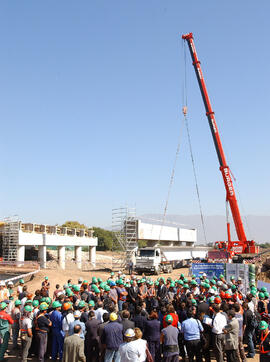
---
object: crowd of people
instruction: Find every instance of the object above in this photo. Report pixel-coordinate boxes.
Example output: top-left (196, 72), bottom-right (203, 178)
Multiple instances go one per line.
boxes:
top-left (0, 271), bottom-right (269, 361)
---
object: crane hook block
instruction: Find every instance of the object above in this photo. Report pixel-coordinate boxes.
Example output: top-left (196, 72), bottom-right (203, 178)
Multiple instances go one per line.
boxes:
top-left (182, 106), bottom-right (188, 116)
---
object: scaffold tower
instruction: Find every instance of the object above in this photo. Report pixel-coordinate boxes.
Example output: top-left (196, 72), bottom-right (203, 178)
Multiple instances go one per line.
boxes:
top-left (112, 207), bottom-right (137, 270)
top-left (1, 217), bottom-right (20, 261)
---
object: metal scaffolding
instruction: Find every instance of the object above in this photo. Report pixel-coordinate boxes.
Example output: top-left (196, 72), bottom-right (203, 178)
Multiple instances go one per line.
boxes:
top-left (1, 217), bottom-right (20, 261)
top-left (112, 207), bottom-right (137, 270)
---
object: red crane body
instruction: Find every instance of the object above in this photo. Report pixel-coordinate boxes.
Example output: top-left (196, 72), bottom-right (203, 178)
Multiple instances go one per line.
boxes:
top-left (182, 32), bottom-right (258, 257)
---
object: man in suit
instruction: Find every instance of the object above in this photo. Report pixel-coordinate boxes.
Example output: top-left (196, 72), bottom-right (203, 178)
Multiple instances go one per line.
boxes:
top-left (85, 311), bottom-right (101, 362)
top-left (223, 310), bottom-right (239, 362)
top-left (62, 325), bottom-right (86, 362)
top-left (121, 310), bottom-right (135, 334)
top-left (157, 278), bottom-right (168, 304)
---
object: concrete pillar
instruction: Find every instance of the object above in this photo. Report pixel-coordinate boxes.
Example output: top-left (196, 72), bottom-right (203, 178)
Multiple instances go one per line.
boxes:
top-left (38, 245), bottom-right (47, 268)
top-left (75, 246), bottom-right (82, 269)
top-left (58, 246), bottom-right (65, 270)
top-left (17, 245), bottom-right (25, 262)
top-left (89, 246), bottom-right (96, 267)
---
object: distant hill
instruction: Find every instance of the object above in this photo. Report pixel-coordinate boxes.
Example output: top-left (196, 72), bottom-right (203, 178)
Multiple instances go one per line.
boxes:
top-left (139, 214), bottom-right (270, 244)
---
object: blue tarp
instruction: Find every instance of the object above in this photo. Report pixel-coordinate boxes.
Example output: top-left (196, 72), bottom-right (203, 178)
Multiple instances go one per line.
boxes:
top-left (191, 263), bottom-right (225, 281)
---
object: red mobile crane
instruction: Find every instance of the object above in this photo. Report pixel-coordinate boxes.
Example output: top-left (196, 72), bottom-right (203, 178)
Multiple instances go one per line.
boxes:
top-left (182, 33), bottom-right (259, 261)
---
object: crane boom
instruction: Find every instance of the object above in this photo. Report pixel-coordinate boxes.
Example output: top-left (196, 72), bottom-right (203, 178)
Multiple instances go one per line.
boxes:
top-left (182, 32), bottom-right (248, 245)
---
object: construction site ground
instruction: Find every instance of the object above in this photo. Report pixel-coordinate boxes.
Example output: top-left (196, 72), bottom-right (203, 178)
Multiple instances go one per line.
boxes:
top-left (3, 250), bottom-right (266, 361)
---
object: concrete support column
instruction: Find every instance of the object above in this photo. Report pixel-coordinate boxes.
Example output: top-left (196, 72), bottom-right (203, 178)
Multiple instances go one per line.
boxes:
top-left (58, 246), bottom-right (66, 270)
top-left (75, 246), bottom-right (82, 269)
top-left (89, 246), bottom-right (96, 267)
top-left (38, 245), bottom-right (47, 269)
top-left (17, 245), bottom-right (25, 262)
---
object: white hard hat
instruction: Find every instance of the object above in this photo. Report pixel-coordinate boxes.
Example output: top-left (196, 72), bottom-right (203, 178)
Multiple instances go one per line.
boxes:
top-left (124, 328), bottom-right (135, 337)
top-left (74, 310), bottom-right (81, 318)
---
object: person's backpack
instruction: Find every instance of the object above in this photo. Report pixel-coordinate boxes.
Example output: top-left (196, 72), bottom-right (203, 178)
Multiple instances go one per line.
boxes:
top-left (250, 312), bottom-right (259, 329)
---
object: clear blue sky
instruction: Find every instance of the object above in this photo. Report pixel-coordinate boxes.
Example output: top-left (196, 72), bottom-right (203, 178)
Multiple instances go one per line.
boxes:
top-left (0, 1), bottom-right (269, 228)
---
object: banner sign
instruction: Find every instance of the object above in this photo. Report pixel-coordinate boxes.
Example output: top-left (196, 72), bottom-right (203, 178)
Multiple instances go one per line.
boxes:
top-left (191, 263), bottom-right (225, 281)
top-left (226, 264), bottom-right (249, 294)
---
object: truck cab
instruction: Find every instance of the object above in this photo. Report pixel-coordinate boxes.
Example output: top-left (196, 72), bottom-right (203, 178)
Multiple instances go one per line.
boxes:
top-left (135, 247), bottom-right (162, 275)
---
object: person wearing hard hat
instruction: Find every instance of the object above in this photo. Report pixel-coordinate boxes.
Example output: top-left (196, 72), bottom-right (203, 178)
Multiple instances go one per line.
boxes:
top-left (20, 305), bottom-right (33, 362)
top-left (11, 299), bottom-right (21, 349)
top-left (0, 301), bottom-right (14, 361)
top-left (17, 278), bottom-right (24, 296)
top-left (36, 303), bottom-right (52, 362)
top-left (160, 314), bottom-right (179, 362)
top-left (50, 301), bottom-right (64, 360)
top-left (259, 320), bottom-right (270, 361)
top-left (101, 312), bottom-right (123, 362)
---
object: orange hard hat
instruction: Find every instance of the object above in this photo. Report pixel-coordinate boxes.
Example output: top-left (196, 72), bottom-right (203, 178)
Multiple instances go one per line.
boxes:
top-left (62, 302), bottom-right (72, 311)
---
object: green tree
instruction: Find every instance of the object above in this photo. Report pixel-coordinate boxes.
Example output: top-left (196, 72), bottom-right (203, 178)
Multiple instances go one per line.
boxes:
top-left (62, 221), bottom-right (87, 229)
top-left (93, 227), bottom-right (118, 251)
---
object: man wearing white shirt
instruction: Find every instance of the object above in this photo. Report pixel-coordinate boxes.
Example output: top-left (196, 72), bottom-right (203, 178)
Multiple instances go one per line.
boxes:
top-left (94, 301), bottom-right (107, 322)
top-left (212, 304), bottom-right (227, 362)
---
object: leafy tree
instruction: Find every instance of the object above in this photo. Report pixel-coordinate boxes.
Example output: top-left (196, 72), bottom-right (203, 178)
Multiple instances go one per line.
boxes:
top-left (62, 221), bottom-right (87, 229)
top-left (93, 227), bottom-right (118, 251)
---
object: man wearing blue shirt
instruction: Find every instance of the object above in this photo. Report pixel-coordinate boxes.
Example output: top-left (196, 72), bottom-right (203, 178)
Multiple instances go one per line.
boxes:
top-left (181, 308), bottom-right (203, 362)
top-left (50, 301), bottom-right (64, 360)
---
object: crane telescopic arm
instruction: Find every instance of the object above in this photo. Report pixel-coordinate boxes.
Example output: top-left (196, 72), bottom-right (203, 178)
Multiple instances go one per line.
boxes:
top-left (182, 32), bottom-right (247, 244)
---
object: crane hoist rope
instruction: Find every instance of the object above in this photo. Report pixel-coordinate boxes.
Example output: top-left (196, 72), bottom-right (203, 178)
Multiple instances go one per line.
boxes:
top-left (158, 39), bottom-right (208, 245)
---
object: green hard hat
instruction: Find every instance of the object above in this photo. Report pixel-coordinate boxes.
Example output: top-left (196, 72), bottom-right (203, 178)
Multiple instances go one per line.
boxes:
top-left (118, 279), bottom-right (124, 285)
top-left (78, 301), bottom-right (86, 308)
top-left (39, 303), bottom-right (48, 311)
top-left (219, 274), bottom-right (224, 279)
top-left (210, 279), bottom-right (216, 285)
top-left (98, 278), bottom-right (102, 283)
top-left (192, 274), bottom-right (196, 278)
top-left (95, 288), bottom-right (100, 293)
top-left (259, 320), bottom-right (269, 330)
top-left (183, 278), bottom-right (188, 283)
top-left (261, 287), bottom-right (267, 293)
top-left (155, 281), bottom-right (159, 286)
top-left (25, 299), bottom-right (33, 305)
top-left (24, 305), bottom-right (33, 312)
top-left (40, 297), bottom-right (46, 303)
top-left (190, 280), bottom-right (197, 286)
top-left (179, 280), bottom-right (184, 285)
top-left (32, 300), bottom-right (39, 307)
top-left (15, 300), bottom-right (21, 306)
top-left (19, 279), bottom-right (24, 284)
top-left (231, 285), bottom-right (237, 291)
top-left (264, 292), bottom-right (269, 299)
top-left (73, 285), bottom-right (80, 292)
top-left (251, 286), bottom-right (257, 291)
top-left (83, 280), bottom-right (88, 284)
top-left (204, 283), bottom-right (210, 289)
top-left (89, 300), bottom-right (95, 307)
top-left (52, 301), bottom-right (62, 309)
top-left (205, 279), bottom-right (210, 284)
top-left (165, 314), bottom-right (173, 323)
top-left (104, 285), bottom-right (110, 292)
top-left (259, 292), bottom-right (265, 299)
top-left (209, 296), bottom-right (215, 303)
top-left (92, 277), bottom-right (98, 284)
top-left (183, 284), bottom-right (189, 289)
top-left (191, 299), bottom-right (197, 305)
top-left (111, 272), bottom-right (114, 276)
top-left (170, 282), bottom-right (175, 288)
top-left (250, 290), bottom-right (257, 297)
top-left (45, 297), bottom-right (51, 305)
top-left (230, 276), bottom-right (235, 280)
top-left (45, 276), bottom-right (48, 280)
top-left (0, 302), bottom-right (7, 310)
top-left (180, 274), bottom-right (184, 278)
top-left (212, 286), bottom-right (217, 291)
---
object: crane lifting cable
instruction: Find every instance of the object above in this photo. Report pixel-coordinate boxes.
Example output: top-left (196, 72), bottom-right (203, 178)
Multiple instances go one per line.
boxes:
top-left (158, 116), bottom-right (185, 244)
